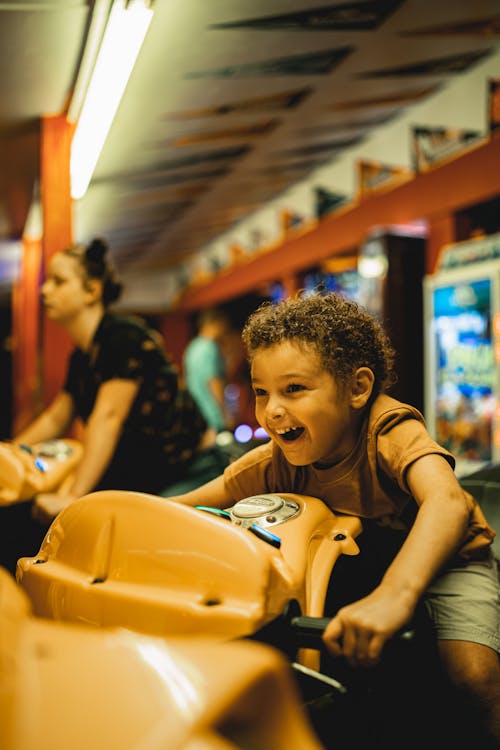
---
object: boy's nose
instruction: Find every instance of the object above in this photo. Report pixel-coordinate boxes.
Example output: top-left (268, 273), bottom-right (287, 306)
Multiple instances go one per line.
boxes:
top-left (265, 398), bottom-right (286, 419)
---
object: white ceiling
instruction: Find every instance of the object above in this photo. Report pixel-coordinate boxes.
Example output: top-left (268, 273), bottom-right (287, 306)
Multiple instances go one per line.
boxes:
top-left (1, 0), bottom-right (500, 295)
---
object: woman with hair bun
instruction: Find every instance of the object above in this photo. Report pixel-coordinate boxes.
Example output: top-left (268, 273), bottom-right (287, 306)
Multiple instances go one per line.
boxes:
top-left (15, 238), bottom-right (208, 524)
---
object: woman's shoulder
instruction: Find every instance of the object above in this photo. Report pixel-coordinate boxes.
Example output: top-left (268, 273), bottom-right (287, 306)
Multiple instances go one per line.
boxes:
top-left (99, 313), bottom-right (148, 335)
top-left (98, 313), bottom-right (162, 348)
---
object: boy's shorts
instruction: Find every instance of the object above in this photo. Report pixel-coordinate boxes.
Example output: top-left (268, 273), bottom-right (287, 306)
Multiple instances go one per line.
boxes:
top-left (424, 550), bottom-right (500, 653)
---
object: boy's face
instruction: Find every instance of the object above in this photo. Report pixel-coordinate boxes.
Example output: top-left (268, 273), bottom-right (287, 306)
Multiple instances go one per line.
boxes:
top-left (251, 340), bottom-right (363, 467)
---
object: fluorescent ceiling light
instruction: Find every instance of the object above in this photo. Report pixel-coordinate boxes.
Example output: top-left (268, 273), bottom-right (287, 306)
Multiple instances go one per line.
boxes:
top-left (23, 181), bottom-right (43, 241)
top-left (70, 0), bottom-right (153, 201)
top-left (23, 199), bottom-right (43, 241)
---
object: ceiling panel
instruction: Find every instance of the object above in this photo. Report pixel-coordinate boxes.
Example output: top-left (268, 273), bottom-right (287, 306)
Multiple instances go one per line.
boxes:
top-left (0, 0), bottom-right (499, 292)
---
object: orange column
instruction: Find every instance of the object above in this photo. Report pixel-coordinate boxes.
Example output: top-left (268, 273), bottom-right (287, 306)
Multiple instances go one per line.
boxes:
top-left (159, 312), bottom-right (192, 371)
top-left (426, 212), bottom-right (457, 274)
top-left (40, 115), bottom-right (74, 407)
top-left (11, 237), bottom-right (43, 433)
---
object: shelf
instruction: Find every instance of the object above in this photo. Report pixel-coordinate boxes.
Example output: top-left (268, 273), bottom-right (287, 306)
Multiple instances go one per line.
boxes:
top-left (176, 135), bottom-right (500, 310)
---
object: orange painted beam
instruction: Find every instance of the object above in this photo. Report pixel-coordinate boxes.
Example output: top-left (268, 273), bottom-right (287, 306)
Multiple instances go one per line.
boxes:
top-left (176, 135), bottom-right (500, 311)
top-left (41, 115), bottom-right (75, 407)
top-left (11, 238), bottom-right (43, 433)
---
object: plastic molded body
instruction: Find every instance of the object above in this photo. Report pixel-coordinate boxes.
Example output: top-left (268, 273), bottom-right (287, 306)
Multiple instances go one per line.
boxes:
top-left (0, 439), bottom-right (82, 506)
top-left (0, 567), bottom-right (323, 750)
top-left (17, 491), bottom-right (362, 669)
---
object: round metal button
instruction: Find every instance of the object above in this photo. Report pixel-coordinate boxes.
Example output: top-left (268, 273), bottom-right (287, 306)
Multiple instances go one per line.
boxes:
top-left (231, 494), bottom-right (285, 518)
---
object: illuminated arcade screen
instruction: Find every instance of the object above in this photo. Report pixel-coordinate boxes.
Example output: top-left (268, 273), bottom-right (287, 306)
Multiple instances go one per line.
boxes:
top-left (431, 278), bottom-right (495, 464)
top-left (303, 268), bottom-right (359, 301)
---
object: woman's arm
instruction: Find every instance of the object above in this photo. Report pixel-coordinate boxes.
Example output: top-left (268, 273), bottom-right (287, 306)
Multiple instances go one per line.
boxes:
top-left (322, 453), bottom-right (470, 665)
top-left (32, 379), bottom-right (139, 523)
top-left (66, 378), bottom-right (140, 498)
top-left (15, 392), bottom-right (75, 444)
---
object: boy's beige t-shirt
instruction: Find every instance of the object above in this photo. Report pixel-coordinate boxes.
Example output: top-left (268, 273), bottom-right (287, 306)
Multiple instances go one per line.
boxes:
top-left (224, 393), bottom-right (495, 560)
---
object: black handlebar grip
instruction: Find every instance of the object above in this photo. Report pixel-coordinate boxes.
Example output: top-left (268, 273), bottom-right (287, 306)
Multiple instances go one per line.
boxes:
top-left (289, 614), bottom-right (332, 649)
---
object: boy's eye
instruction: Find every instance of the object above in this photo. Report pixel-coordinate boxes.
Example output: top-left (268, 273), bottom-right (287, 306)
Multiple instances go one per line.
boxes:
top-left (287, 383), bottom-right (305, 393)
top-left (254, 387), bottom-right (267, 397)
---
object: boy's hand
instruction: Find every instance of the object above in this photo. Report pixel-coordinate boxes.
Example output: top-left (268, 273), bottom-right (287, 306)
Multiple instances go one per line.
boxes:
top-left (322, 587), bottom-right (415, 667)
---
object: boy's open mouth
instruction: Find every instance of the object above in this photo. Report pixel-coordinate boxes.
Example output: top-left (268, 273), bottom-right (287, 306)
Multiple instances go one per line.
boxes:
top-left (277, 426), bottom-right (305, 442)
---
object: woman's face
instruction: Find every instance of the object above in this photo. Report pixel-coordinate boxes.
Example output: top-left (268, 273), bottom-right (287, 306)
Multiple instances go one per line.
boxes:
top-left (250, 340), bottom-right (361, 467)
top-left (41, 252), bottom-right (92, 322)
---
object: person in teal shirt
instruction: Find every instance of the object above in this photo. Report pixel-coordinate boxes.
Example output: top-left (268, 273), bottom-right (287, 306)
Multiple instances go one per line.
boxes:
top-left (183, 307), bottom-right (233, 441)
top-left (159, 307), bottom-right (236, 498)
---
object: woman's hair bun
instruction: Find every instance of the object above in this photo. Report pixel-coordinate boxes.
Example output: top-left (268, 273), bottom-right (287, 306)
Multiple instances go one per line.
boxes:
top-left (86, 238), bottom-right (108, 263)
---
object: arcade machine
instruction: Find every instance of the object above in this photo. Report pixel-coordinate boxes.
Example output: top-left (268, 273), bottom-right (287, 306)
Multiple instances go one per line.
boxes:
top-left (15, 489), bottom-right (460, 749)
top-left (357, 228), bottom-right (426, 413)
top-left (301, 256), bottom-right (360, 303)
top-left (0, 566), bottom-right (324, 750)
top-left (423, 232), bottom-right (500, 477)
top-left (0, 439), bottom-right (83, 575)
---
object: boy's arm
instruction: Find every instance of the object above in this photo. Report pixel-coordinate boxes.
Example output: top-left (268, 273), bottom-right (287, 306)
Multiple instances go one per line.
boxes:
top-left (168, 474), bottom-right (233, 509)
top-left (322, 453), bottom-right (470, 666)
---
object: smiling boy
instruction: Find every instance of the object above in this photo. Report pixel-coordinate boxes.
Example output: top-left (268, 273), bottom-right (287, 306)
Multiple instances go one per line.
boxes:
top-left (171, 292), bottom-right (500, 744)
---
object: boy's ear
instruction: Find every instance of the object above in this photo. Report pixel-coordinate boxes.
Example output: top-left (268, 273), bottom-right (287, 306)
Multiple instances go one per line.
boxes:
top-left (350, 367), bottom-right (375, 409)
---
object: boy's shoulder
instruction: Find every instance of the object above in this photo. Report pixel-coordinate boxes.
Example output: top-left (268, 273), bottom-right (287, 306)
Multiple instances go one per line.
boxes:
top-left (227, 440), bottom-right (274, 472)
top-left (224, 439), bottom-right (297, 499)
top-left (368, 394), bottom-right (425, 433)
top-left (368, 394), bottom-right (455, 479)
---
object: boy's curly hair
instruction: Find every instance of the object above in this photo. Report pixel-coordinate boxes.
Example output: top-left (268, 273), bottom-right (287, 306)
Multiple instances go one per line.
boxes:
top-left (241, 292), bottom-right (397, 396)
